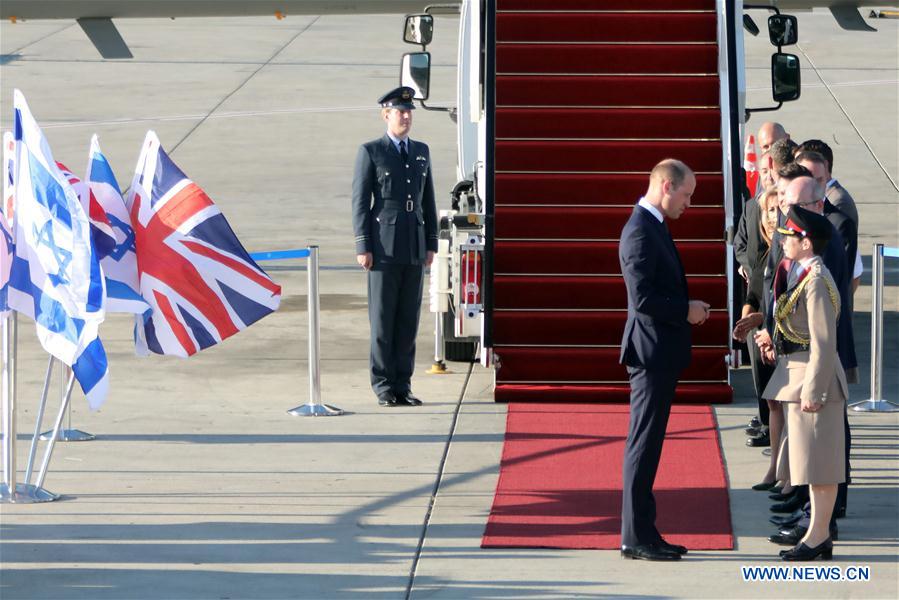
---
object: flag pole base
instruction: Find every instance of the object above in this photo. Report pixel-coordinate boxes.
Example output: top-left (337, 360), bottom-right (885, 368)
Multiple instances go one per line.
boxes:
top-left (288, 403), bottom-right (344, 417)
top-left (850, 399), bottom-right (899, 413)
top-left (39, 429), bottom-right (95, 442)
top-left (427, 361), bottom-right (451, 374)
top-left (0, 482), bottom-right (59, 503)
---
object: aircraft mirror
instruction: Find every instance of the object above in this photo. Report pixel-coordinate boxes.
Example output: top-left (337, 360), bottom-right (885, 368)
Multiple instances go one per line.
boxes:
top-left (768, 14), bottom-right (798, 46)
top-left (772, 53), bottom-right (801, 102)
top-left (403, 14), bottom-right (434, 46)
top-left (401, 52), bottom-right (431, 100)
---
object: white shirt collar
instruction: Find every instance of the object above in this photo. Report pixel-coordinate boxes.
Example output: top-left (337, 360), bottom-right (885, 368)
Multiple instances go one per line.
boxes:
top-left (637, 197), bottom-right (665, 223)
top-left (798, 255), bottom-right (817, 272)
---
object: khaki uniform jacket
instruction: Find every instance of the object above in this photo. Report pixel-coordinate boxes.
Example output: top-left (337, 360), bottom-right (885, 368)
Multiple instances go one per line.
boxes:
top-left (763, 255), bottom-right (848, 405)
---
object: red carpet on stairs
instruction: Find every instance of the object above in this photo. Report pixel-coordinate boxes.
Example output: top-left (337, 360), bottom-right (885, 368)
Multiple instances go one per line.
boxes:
top-left (491, 0), bottom-right (732, 404)
top-left (481, 403), bottom-right (733, 550)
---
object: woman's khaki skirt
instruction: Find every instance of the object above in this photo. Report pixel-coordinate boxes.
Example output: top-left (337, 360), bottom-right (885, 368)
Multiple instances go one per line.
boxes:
top-left (783, 398), bottom-right (846, 486)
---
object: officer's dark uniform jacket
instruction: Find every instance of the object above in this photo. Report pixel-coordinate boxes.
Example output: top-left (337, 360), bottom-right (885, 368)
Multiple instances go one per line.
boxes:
top-left (352, 134), bottom-right (438, 264)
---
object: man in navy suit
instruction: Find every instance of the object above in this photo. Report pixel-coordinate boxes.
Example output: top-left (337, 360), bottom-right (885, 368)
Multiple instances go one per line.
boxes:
top-left (618, 159), bottom-right (710, 561)
top-left (352, 86), bottom-right (438, 408)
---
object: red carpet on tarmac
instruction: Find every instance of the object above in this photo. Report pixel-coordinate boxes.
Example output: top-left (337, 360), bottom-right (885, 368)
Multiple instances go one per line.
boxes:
top-left (482, 404), bottom-right (733, 550)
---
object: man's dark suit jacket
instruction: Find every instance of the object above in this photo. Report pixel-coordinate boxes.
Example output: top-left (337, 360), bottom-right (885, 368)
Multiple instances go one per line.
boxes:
top-left (619, 205), bottom-right (692, 374)
top-left (824, 199), bottom-right (857, 278)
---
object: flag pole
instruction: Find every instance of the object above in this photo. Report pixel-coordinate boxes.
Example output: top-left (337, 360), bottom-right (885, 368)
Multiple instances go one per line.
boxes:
top-left (1, 314), bottom-right (56, 503)
top-left (40, 364), bottom-right (94, 442)
top-left (1, 313), bottom-right (14, 492)
top-left (34, 371), bottom-right (76, 490)
top-left (288, 246), bottom-right (342, 417)
top-left (24, 356), bottom-right (54, 483)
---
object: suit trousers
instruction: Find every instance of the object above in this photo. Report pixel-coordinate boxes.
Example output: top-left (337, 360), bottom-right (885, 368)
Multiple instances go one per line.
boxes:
top-left (748, 327), bottom-right (775, 426)
top-left (368, 262), bottom-right (424, 396)
top-left (621, 366), bottom-right (680, 547)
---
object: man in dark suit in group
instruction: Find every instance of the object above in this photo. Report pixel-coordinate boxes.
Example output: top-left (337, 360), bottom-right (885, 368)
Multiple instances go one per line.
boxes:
top-left (352, 86), bottom-right (438, 407)
top-left (618, 159), bottom-right (711, 561)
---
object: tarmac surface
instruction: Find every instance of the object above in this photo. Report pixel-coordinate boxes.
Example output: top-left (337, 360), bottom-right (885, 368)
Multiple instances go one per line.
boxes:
top-left (1, 9), bottom-right (897, 600)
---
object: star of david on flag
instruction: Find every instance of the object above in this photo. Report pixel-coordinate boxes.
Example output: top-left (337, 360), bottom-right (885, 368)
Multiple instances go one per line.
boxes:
top-left (7, 89), bottom-right (109, 409)
top-left (126, 131), bottom-right (281, 357)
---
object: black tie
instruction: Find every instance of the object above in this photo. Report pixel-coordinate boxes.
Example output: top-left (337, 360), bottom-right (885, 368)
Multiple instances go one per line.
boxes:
top-left (399, 140), bottom-right (408, 163)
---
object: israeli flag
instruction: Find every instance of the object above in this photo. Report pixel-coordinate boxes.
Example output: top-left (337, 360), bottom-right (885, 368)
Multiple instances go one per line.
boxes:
top-left (8, 90), bottom-right (109, 409)
top-left (86, 135), bottom-right (149, 315)
top-left (1, 132), bottom-right (14, 316)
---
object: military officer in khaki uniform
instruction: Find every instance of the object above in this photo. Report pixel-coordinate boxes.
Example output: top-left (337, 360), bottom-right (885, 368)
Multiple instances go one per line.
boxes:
top-left (763, 206), bottom-right (846, 561)
top-left (352, 86), bottom-right (438, 407)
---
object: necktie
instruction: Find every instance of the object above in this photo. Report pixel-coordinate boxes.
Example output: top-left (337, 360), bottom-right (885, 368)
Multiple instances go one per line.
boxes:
top-left (399, 140), bottom-right (408, 163)
top-left (787, 261), bottom-right (801, 288)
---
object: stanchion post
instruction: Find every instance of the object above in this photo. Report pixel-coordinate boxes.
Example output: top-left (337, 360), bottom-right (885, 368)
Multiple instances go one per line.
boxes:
top-left (288, 245), bottom-right (343, 417)
top-left (851, 243), bottom-right (898, 412)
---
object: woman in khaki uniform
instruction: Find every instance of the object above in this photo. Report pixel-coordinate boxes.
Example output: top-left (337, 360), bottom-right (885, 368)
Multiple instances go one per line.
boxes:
top-left (763, 206), bottom-right (847, 561)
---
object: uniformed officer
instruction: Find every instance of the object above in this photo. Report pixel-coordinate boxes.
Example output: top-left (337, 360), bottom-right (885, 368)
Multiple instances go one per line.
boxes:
top-left (352, 86), bottom-right (438, 407)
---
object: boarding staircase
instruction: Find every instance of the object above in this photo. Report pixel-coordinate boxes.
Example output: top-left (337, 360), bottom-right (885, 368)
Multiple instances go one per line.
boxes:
top-left (490, 0), bottom-right (733, 403)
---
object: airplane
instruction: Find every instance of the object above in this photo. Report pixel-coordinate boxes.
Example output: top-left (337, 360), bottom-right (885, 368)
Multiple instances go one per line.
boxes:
top-left (0, 1), bottom-right (892, 59)
top-left (0, 1), bottom-right (462, 58)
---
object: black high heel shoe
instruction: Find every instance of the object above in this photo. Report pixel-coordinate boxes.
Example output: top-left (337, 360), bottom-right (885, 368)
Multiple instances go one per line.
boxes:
top-left (751, 481), bottom-right (778, 491)
top-left (768, 490), bottom-right (797, 501)
top-left (780, 538), bottom-right (833, 561)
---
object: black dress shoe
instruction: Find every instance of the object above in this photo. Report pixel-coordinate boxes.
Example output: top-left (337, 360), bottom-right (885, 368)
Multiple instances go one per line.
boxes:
top-left (769, 510), bottom-right (803, 527)
top-left (771, 524), bottom-right (838, 546)
top-left (769, 526), bottom-right (808, 546)
top-left (745, 425), bottom-right (762, 435)
top-left (746, 432), bottom-right (770, 447)
top-left (748, 416), bottom-right (762, 429)
top-left (769, 490), bottom-right (796, 502)
top-left (658, 537), bottom-right (688, 555)
top-left (769, 485), bottom-right (783, 495)
top-left (780, 538), bottom-right (833, 561)
top-left (621, 544), bottom-right (681, 561)
top-left (396, 392), bottom-right (423, 406)
top-left (378, 392), bottom-right (400, 407)
top-left (771, 495), bottom-right (805, 513)
top-left (751, 481), bottom-right (778, 491)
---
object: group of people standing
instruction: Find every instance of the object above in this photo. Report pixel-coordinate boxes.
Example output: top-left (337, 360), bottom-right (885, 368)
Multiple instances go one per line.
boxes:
top-left (352, 89), bottom-right (858, 563)
top-left (734, 121), bottom-right (861, 561)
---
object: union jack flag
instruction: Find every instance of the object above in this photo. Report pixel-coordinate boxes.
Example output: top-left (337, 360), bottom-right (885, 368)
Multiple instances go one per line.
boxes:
top-left (126, 131), bottom-right (281, 357)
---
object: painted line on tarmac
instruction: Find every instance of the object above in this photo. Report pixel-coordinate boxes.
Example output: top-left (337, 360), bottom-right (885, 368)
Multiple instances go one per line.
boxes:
top-left (797, 44), bottom-right (899, 193)
top-left (39, 105), bottom-right (380, 129)
top-left (406, 354), bottom-right (477, 600)
top-left (746, 78), bottom-right (899, 91)
top-left (169, 16), bottom-right (322, 154)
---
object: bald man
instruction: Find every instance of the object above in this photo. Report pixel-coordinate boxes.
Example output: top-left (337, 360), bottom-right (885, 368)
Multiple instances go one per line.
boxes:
top-left (757, 122), bottom-right (790, 154)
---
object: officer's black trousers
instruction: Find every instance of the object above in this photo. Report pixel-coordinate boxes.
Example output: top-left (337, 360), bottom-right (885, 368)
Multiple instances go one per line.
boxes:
top-left (368, 263), bottom-right (424, 396)
top-left (621, 366), bottom-right (680, 547)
